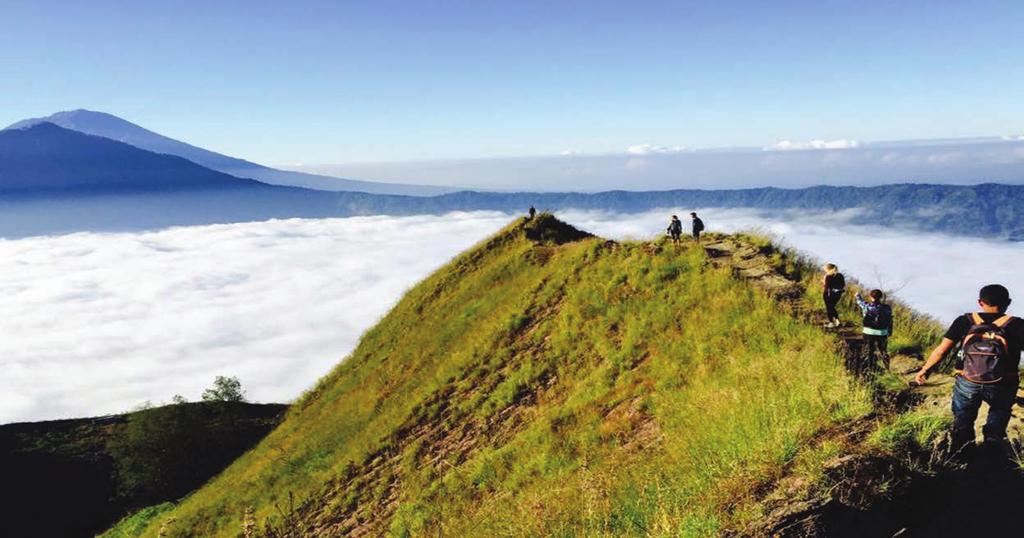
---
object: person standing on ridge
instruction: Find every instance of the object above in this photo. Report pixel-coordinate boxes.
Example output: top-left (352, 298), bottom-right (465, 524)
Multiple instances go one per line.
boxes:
top-left (822, 263), bottom-right (845, 328)
top-left (856, 289), bottom-right (893, 370)
top-left (667, 215), bottom-right (683, 243)
top-left (690, 212), bottom-right (704, 241)
top-left (528, 205), bottom-right (537, 220)
top-left (915, 284), bottom-right (1024, 458)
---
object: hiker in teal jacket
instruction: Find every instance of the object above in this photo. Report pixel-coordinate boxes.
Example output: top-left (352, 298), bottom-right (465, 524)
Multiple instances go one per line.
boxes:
top-left (856, 289), bottom-right (893, 369)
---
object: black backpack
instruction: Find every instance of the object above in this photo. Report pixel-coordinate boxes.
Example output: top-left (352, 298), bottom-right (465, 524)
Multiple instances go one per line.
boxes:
top-left (693, 218), bottom-right (704, 232)
top-left (958, 313), bottom-right (1016, 383)
top-left (864, 303), bottom-right (892, 331)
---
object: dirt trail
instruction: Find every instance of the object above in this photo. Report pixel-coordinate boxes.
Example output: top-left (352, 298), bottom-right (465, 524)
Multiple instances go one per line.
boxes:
top-left (702, 236), bottom-right (905, 376)
top-left (704, 235), bottom-right (1024, 441)
top-left (702, 235), bottom-right (1024, 537)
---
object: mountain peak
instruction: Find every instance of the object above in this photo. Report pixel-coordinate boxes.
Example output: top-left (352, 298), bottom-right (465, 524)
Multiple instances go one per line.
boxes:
top-left (6, 109), bottom-right (137, 131)
top-left (4, 110), bottom-right (457, 195)
top-left (520, 212), bottom-right (593, 244)
top-left (107, 220), bottom-right (905, 536)
top-left (0, 122), bottom-right (262, 193)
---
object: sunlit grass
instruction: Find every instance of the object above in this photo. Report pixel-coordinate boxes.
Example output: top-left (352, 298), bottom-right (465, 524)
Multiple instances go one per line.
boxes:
top-left (114, 215), bottom-right (880, 537)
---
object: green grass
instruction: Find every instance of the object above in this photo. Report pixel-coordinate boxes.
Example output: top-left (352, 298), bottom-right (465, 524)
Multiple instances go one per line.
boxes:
top-left (868, 411), bottom-right (950, 458)
top-left (121, 215), bottom-right (875, 537)
top-left (99, 503), bottom-right (175, 538)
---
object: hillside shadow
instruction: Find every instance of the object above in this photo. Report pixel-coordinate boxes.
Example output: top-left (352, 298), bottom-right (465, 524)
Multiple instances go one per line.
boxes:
top-left (818, 442), bottom-right (1024, 537)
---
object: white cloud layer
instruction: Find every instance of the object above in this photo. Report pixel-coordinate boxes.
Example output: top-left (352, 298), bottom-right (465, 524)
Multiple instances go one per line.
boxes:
top-left (764, 139), bottom-right (861, 151)
top-left (626, 144), bottom-right (687, 155)
top-left (3, 210), bottom-right (1023, 423)
top-left (0, 213), bottom-right (509, 423)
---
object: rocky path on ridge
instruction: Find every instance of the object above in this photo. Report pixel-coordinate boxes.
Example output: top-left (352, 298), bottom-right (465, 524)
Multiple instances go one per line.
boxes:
top-left (702, 234), bottom-right (1024, 445)
top-left (701, 234), bottom-right (1024, 538)
top-left (701, 235), bottom-right (901, 378)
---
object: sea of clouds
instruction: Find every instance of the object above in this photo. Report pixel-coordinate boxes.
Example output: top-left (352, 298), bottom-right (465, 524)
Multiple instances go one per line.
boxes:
top-left (2, 209), bottom-right (1022, 423)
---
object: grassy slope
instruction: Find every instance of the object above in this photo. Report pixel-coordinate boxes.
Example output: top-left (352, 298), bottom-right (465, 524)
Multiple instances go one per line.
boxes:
top-left (122, 215), bottom-right (879, 537)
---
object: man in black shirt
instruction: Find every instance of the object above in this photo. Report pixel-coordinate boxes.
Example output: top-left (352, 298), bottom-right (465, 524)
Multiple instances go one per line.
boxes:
top-left (915, 284), bottom-right (1023, 454)
top-left (690, 212), bottom-right (704, 241)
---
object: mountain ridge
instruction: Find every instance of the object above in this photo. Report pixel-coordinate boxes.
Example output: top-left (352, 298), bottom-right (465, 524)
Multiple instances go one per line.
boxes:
top-left (2, 121), bottom-right (1022, 241)
top-left (5, 110), bottom-right (456, 195)
top-left (104, 215), bottom-right (946, 537)
top-left (0, 122), bottom-right (267, 192)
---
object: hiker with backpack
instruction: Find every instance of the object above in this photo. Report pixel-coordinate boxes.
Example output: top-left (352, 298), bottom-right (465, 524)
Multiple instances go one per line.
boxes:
top-left (822, 263), bottom-right (846, 328)
top-left (667, 215), bottom-right (683, 243)
top-left (856, 289), bottom-right (893, 370)
top-left (528, 205), bottom-right (537, 220)
top-left (914, 285), bottom-right (1024, 456)
top-left (690, 212), bottom-right (704, 241)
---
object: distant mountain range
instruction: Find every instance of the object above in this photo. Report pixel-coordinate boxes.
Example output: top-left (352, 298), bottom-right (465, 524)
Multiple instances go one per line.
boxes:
top-left (1, 115), bottom-right (1023, 241)
top-left (0, 122), bottom-right (265, 193)
top-left (6, 110), bottom-right (456, 196)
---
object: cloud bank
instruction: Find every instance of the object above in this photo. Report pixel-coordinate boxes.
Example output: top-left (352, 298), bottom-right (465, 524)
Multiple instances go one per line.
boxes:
top-left (764, 139), bottom-right (861, 151)
top-left (3, 210), bottom-right (1022, 423)
top-left (291, 138), bottom-right (1024, 192)
top-left (0, 213), bottom-right (509, 423)
top-left (626, 144), bottom-right (687, 155)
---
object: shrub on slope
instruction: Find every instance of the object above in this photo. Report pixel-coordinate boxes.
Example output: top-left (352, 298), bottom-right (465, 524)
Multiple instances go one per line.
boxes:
top-left (124, 215), bottom-right (872, 537)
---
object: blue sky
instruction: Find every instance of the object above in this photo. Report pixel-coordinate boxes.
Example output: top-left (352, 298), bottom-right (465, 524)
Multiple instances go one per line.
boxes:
top-left (2, 1), bottom-right (1022, 165)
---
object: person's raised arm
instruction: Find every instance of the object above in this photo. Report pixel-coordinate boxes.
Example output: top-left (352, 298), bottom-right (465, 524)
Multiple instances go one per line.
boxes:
top-left (914, 338), bottom-right (955, 384)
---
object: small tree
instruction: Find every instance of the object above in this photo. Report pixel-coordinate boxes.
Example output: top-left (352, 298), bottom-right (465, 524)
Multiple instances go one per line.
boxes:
top-left (202, 376), bottom-right (246, 403)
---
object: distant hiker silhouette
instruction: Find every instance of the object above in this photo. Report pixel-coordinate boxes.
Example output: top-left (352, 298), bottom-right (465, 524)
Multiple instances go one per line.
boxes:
top-left (667, 215), bottom-right (683, 243)
top-left (822, 263), bottom-right (845, 328)
top-left (528, 206), bottom-right (536, 220)
top-left (856, 289), bottom-right (893, 370)
top-left (915, 284), bottom-right (1024, 459)
top-left (690, 212), bottom-right (704, 241)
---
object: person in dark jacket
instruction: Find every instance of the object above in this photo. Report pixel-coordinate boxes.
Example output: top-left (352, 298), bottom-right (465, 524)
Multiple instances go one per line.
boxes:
top-left (822, 263), bottom-right (845, 328)
top-left (667, 215), bottom-right (683, 243)
top-left (915, 284), bottom-right (1023, 457)
top-left (856, 289), bottom-right (893, 369)
top-left (690, 212), bottom-right (704, 241)
top-left (528, 205), bottom-right (537, 220)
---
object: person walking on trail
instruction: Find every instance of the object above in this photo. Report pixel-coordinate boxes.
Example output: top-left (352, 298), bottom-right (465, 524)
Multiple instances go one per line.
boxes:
top-left (666, 215), bottom-right (683, 243)
top-left (528, 205), bottom-right (537, 220)
top-left (856, 289), bottom-right (893, 370)
top-left (914, 284), bottom-right (1024, 458)
top-left (690, 212), bottom-right (704, 241)
top-left (822, 263), bottom-right (846, 328)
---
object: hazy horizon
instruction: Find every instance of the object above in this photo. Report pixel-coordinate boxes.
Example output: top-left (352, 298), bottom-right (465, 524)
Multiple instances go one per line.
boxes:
top-left (283, 136), bottom-right (1024, 191)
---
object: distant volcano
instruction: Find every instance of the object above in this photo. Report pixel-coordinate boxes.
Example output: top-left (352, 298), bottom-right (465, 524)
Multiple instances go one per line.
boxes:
top-left (0, 122), bottom-right (265, 193)
top-left (6, 109), bottom-right (455, 196)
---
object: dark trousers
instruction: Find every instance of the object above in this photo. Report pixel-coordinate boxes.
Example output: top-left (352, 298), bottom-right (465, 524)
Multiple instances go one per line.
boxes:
top-left (823, 292), bottom-right (841, 321)
top-left (692, 230), bottom-right (701, 241)
top-left (951, 376), bottom-right (1016, 452)
top-left (864, 334), bottom-right (889, 368)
